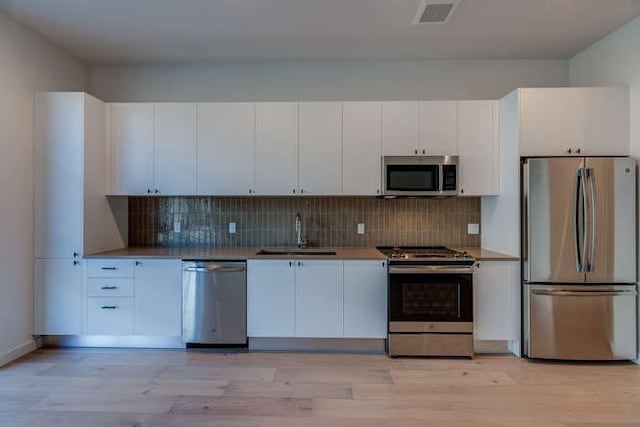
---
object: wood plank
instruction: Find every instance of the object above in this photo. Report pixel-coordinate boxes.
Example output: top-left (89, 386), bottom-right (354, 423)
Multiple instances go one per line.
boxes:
top-left (224, 380), bottom-right (352, 399)
top-left (31, 390), bottom-right (175, 414)
top-left (274, 367), bottom-right (392, 384)
top-left (169, 395), bottom-right (312, 417)
top-left (159, 366), bottom-right (275, 382)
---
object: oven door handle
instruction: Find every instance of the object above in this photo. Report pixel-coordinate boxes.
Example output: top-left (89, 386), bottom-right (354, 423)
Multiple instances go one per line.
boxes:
top-left (388, 265), bottom-right (476, 274)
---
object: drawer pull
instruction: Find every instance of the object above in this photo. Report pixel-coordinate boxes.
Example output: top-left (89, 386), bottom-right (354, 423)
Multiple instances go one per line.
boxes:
top-left (101, 305), bottom-right (117, 310)
top-left (101, 267), bottom-right (117, 271)
top-left (101, 286), bottom-right (118, 290)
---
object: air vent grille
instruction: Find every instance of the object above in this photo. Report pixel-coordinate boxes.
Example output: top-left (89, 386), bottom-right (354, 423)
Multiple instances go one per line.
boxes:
top-left (414, 1), bottom-right (459, 24)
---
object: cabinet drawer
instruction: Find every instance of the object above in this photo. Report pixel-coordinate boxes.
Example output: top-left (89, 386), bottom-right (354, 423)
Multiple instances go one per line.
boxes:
top-left (87, 297), bottom-right (134, 335)
top-left (87, 278), bottom-right (135, 297)
top-left (87, 259), bottom-right (136, 278)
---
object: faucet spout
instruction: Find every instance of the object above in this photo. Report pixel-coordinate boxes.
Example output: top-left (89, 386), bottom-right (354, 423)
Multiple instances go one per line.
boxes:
top-left (295, 213), bottom-right (306, 248)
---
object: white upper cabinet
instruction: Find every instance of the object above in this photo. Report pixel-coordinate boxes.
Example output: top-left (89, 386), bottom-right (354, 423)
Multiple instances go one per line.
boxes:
top-left (110, 103), bottom-right (155, 195)
top-left (519, 87), bottom-right (628, 157)
top-left (342, 102), bottom-right (382, 195)
top-left (154, 103), bottom-right (196, 195)
top-left (577, 87), bottom-right (628, 156)
top-left (419, 101), bottom-right (458, 155)
top-left (35, 93), bottom-right (84, 258)
top-left (458, 100), bottom-right (499, 196)
top-left (197, 103), bottom-right (255, 195)
top-left (111, 103), bottom-right (197, 195)
top-left (298, 102), bottom-right (342, 195)
top-left (255, 103), bottom-right (299, 195)
top-left (381, 101), bottom-right (420, 156)
top-left (35, 92), bottom-right (123, 258)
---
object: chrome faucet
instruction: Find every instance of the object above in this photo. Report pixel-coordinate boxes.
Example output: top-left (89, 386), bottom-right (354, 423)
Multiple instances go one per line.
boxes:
top-left (295, 213), bottom-right (307, 248)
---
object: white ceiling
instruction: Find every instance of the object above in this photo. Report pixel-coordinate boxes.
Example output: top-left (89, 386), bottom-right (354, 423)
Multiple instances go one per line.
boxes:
top-left (1, 0), bottom-right (640, 64)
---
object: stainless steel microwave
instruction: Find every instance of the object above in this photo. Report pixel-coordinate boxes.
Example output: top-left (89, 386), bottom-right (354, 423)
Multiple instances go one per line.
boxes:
top-left (382, 155), bottom-right (458, 197)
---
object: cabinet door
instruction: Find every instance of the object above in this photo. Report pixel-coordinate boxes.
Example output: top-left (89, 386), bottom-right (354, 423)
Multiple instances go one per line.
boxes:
top-left (34, 93), bottom-right (83, 258)
top-left (134, 259), bottom-right (182, 336)
top-left (458, 101), bottom-right (498, 196)
top-left (419, 101), bottom-right (458, 155)
top-left (342, 102), bottom-right (382, 195)
top-left (34, 259), bottom-right (84, 335)
top-left (110, 103), bottom-right (155, 195)
top-left (154, 103), bottom-right (196, 195)
top-left (343, 260), bottom-right (387, 338)
top-left (381, 102), bottom-right (419, 156)
top-left (295, 260), bottom-right (343, 338)
top-left (577, 87), bottom-right (628, 156)
top-left (255, 103), bottom-right (298, 195)
top-left (298, 102), bottom-right (342, 195)
top-left (247, 260), bottom-right (296, 337)
top-left (519, 88), bottom-right (574, 157)
top-left (474, 261), bottom-right (519, 341)
top-left (197, 103), bottom-right (255, 195)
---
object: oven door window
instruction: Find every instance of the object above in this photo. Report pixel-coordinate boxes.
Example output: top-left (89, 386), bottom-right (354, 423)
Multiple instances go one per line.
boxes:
top-left (389, 273), bottom-right (473, 322)
top-left (386, 165), bottom-right (439, 192)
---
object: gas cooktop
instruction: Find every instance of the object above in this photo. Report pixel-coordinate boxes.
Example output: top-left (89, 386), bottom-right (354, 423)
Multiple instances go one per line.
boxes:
top-left (377, 246), bottom-right (474, 264)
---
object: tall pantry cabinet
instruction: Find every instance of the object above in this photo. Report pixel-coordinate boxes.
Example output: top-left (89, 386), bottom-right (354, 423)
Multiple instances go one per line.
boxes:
top-left (34, 92), bottom-right (125, 335)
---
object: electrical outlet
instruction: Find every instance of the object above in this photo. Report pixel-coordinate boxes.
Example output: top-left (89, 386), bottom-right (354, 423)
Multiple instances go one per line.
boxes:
top-left (228, 222), bottom-right (236, 234)
top-left (357, 223), bottom-right (365, 234)
top-left (173, 221), bottom-right (181, 233)
top-left (467, 223), bottom-right (479, 235)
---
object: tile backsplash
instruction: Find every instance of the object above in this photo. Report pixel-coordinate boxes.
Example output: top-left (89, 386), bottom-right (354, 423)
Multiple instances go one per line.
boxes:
top-left (129, 196), bottom-right (480, 248)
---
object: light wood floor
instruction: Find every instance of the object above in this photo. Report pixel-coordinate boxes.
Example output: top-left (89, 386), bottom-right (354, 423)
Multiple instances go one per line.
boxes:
top-left (0, 348), bottom-right (639, 426)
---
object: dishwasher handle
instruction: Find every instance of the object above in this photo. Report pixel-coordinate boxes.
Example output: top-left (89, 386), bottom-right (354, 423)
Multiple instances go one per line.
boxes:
top-left (184, 265), bottom-right (245, 273)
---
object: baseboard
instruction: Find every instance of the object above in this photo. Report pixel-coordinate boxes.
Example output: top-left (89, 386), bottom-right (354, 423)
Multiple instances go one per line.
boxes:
top-left (634, 357), bottom-right (639, 366)
top-left (0, 340), bottom-right (37, 367)
top-left (473, 340), bottom-right (510, 354)
top-left (249, 337), bottom-right (386, 354)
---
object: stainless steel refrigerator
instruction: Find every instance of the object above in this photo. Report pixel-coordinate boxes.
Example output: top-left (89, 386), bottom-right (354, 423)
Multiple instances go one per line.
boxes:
top-left (522, 157), bottom-right (637, 360)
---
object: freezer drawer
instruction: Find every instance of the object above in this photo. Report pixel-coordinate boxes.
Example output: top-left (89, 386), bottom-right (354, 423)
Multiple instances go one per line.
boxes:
top-left (527, 285), bottom-right (637, 360)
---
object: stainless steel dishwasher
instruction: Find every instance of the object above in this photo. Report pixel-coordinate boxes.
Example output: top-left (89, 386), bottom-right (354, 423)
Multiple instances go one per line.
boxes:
top-left (182, 261), bottom-right (247, 345)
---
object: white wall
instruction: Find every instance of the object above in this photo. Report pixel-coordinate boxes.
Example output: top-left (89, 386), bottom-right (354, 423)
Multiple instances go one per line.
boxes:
top-left (569, 15), bottom-right (640, 362)
top-left (0, 11), bottom-right (87, 365)
top-left (90, 59), bottom-right (568, 102)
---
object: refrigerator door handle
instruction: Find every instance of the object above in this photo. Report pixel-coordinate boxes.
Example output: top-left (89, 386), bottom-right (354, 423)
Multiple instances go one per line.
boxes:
top-left (574, 168), bottom-right (585, 273)
top-left (586, 168), bottom-right (596, 273)
top-left (532, 289), bottom-right (637, 297)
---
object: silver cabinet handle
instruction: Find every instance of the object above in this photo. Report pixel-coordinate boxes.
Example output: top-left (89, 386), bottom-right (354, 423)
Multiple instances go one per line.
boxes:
top-left (101, 286), bottom-right (117, 290)
top-left (101, 267), bottom-right (117, 270)
top-left (101, 305), bottom-right (117, 309)
top-left (532, 289), bottom-right (637, 297)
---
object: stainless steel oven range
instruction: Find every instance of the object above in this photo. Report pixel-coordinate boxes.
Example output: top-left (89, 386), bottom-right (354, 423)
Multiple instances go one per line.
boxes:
top-left (378, 246), bottom-right (476, 357)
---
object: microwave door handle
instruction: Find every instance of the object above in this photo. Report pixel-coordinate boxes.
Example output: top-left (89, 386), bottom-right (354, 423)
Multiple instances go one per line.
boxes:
top-left (439, 165), bottom-right (444, 194)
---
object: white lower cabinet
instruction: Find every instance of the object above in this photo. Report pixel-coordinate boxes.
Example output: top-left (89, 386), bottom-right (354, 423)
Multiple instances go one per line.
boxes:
top-left (34, 259), bottom-right (85, 335)
top-left (343, 260), bottom-right (387, 338)
top-left (295, 260), bottom-right (343, 338)
top-left (87, 297), bottom-right (134, 335)
top-left (247, 260), bottom-right (296, 337)
top-left (474, 261), bottom-right (519, 341)
top-left (85, 258), bottom-right (182, 336)
top-left (134, 259), bottom-right (182, 336)
top-left (247, 259), bottom-right (387, 339)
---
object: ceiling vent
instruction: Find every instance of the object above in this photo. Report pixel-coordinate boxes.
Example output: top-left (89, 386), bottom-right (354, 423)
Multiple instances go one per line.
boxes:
top-left (413, 1), bottom-right (459, 25)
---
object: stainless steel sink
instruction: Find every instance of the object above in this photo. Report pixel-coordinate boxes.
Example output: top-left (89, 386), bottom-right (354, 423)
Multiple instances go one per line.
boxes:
top-left (255, 249), bottom-right (337, 256)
